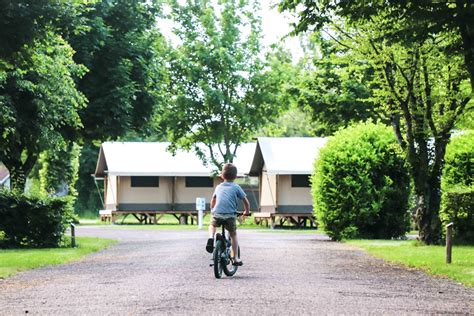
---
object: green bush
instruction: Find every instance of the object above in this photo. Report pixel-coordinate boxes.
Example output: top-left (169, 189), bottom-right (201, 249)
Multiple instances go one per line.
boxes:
top-left (442, 131), bottom-right (473, 190)
top-left (441, 131), bottom-right (474, 244)
top-left (440, 188), bottom-right (474, 244)
top-left (0, 190), bottom-right (74, 248)
top-left (312, 122), bottom-right (411, 240)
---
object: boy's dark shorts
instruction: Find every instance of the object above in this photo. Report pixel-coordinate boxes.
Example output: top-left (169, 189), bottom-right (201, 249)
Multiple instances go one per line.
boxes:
top-left (210, 216), bottom-right (237, 233)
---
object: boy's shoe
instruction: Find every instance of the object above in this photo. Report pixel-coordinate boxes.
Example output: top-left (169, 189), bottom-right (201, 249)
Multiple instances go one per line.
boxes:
top-left (233, 260), bottom-right (243, 266)
top-left (206, 238), bottom-right (214, 253)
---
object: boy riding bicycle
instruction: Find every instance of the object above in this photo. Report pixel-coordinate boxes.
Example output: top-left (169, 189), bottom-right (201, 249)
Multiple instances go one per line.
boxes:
top-left (206, 163), bottom-right (250, 266)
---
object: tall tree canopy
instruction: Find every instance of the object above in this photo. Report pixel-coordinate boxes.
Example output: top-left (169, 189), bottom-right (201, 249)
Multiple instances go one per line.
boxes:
top-left (0, 0), bottom-right (86, 59)
top-left (163, 0), bottom-right (280, 169)
top-left (280, 1), bottom-right (473, 244)
top-left (68, 0), bottom-right (168, 142)
top-left (293, 34), bottom-right (381, 135)
top-left (0, 33), bottom-right (87, 191)
top-left (279, 0), bottom-right (474, 93)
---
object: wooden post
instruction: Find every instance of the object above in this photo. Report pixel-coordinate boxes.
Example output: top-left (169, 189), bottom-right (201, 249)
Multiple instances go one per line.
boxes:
top-left (171, 176), bottom-right (176, 211)
top-left (446, 222), bottom-right (454, 264)
top-left (70, 223), bottom-right (76, 248)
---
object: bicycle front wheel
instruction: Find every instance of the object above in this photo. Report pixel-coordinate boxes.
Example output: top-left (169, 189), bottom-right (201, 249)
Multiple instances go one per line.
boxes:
top-left (213, 240), bottom-right (224, 279)
top-left (223, 246), bottom-right (240, 276)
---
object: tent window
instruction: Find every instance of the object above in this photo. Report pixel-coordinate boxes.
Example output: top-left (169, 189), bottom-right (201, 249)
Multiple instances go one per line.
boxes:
top-left (185, 177), bottom-right (214, 187)
top-left (131, 176), bottom-right (159, 187)
top-left (291, 175), bottom-right (310, 188)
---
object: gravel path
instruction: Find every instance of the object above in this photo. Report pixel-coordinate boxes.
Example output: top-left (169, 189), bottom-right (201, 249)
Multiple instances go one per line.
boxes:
top-left (0, 227), bottom-right (473, 315)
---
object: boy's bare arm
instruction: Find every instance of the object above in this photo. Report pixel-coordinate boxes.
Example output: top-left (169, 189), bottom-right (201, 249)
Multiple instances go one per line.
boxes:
top-left (243, 197), bottom-right (250, 215)
top-left (210, 196), bottom-right (216, 209)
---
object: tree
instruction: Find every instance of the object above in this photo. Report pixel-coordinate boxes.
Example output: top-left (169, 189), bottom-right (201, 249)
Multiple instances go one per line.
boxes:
top-left (0, 0), bottom-right (86, 59)
top-left (292, 34), bottom-right (381, 136)
top-left (0, 33), bottom-right (87, 192)
top-left (163, 0), bottom-right (280, 169)
top-left (279, 1), bottom-right (474, 94)
top-left (254, 46), bottom-right (317, 137)
top-left (68, 0), bottom-right (167, 142)
top-left (67, 0), bottom-right (168, 214)
top-left (38, 141), bottom-right (81, 197)
top-left (280, 2), bottom-right (472, 244)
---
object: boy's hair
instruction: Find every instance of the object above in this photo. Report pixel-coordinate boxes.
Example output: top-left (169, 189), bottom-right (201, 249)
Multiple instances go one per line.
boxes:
top-left (221, 163), bottom-right (237, 180)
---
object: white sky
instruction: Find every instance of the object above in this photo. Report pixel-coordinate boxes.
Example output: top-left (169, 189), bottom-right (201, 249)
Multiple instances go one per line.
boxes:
top-left (158, 0), bottom-right (303, 60)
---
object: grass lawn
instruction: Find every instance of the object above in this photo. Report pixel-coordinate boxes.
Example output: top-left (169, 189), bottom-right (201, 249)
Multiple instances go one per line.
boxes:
top-left (0, 237), bottom-right (117, 279)
top-left (79, 216), bottom-right (321, 233)
top-left (347, 239), bottom-right (474, 288)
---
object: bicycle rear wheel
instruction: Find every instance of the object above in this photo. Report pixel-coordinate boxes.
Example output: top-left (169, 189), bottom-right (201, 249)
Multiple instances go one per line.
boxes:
top-left (213, 240), bottom-right (224, 278)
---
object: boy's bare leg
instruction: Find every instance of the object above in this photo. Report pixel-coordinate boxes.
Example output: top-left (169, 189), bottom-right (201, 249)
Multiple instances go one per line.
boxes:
top-left (208, 224), bottom-right (216, 238)
top-left (229, 230), bottom-right (240, 262)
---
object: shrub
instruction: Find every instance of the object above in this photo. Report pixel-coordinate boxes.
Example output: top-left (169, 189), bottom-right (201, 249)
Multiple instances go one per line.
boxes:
top-left (312, 122), bottom-right (411, 240)
top-left (0, 190), bottom-right (74, 248)
top-left (440, 188), bottom-right (474, 244)
top-left (442, 131), bottom-right (473, 190)
top-left (441, 131), bottom-right (474, 244)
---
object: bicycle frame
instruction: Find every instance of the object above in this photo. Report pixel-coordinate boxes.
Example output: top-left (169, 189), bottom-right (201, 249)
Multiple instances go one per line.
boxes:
top-left (211, 225), bottom-right (237, 278)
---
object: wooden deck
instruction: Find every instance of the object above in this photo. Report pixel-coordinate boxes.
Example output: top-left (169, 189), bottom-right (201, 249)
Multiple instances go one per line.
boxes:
top-left (108, 210), bottom-right (210, 225)
top-left (253, 212), bottom-right (317, 228)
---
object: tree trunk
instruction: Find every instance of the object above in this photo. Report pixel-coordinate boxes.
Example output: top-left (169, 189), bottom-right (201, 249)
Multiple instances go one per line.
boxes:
top-left (407, 135), bottom-right (446, 245)
top-left (415, 179), bottom-right (442, 245)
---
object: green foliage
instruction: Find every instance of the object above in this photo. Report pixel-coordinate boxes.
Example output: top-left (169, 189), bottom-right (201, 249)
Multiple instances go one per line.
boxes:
top-left (0, 190), bottom-right (75, 248)
top-left (440, 188), bottom-right (474, 244)
top-left (441, 131), bottom-right (474, 244)
top-left (293, 34), bottom-right (381, 136)
top-left (68, 0), bottom-right (167, 141)
top-left (38, 141), bottom-right (81, 197)
top-left (280, 0), bottom-right (472, 244)
top-left (312, 122), bottom-right (411, 240)
top-left (75, 143), bottom-right (103, 216)
top-left (163, 0), bottom-right (280, 168)
top-left (0, 32), bottom-right (87, 191)
top-left (442, 131), bottom-right (474, 190)
top-left (279, 0), bottom-right (474, 92)
top-left (0, 0), bottom-right (88, 59)
top-left (257, 105), bottom-right (317, 137)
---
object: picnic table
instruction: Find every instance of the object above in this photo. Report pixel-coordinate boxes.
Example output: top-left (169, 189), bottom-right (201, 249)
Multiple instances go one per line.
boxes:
top-left (253, 212), bottom-right (317, 228)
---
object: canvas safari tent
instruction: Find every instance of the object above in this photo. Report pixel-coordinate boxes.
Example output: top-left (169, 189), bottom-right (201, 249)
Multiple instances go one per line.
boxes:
top-left (249, 137), bottom-right (327, 227)
top-left (0, 164), bottom-right (10, 189)
top-left (93, 142), bottom-right (257, 223)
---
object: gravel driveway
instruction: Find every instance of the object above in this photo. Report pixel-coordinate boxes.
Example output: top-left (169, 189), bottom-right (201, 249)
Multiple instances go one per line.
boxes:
top-left (0, 227), bottom-right (473, 315)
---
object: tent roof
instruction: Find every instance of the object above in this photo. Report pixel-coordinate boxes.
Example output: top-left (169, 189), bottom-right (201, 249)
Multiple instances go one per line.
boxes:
top-left (0, 164), bottom-right (9, 184)
top-left (249, 137), bottom-right (327, 176)
top-left (94, 142), bottom-right (256, 177)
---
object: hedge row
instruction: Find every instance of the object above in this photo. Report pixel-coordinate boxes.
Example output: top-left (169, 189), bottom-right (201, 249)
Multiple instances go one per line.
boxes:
top-left (440, 131), bottom-right (473, 244)
top-left (0, 190), bottom-right (74, 248)
top-left (442, 131), bottom-right (473, 191)
top-left (440, 188), bottom-right (474, 244)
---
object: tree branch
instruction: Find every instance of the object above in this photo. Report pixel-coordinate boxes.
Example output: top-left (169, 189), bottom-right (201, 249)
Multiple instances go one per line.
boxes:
top-left (422, 56), bottom-right (437, 136)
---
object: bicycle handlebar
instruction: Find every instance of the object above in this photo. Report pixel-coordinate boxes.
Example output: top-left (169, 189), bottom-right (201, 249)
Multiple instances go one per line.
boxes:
top-left (236, 212), bottom-right (252, 216)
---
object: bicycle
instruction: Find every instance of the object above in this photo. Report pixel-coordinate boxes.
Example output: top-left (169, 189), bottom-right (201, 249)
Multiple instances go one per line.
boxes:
top-left (209, 213), bottom-right (249, 279)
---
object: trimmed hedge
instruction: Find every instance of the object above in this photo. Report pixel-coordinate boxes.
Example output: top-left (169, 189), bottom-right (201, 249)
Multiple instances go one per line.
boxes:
top-left (0, 190), bottom-right (74, 248)
top-left (442, 131), bottom-right (473, 190)
top-left (440, 188), bottom-right (474, 244)
top-left (312, 122), bottom-right (411, 240)
top-left (441, 131), bottom-right (474, 244)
